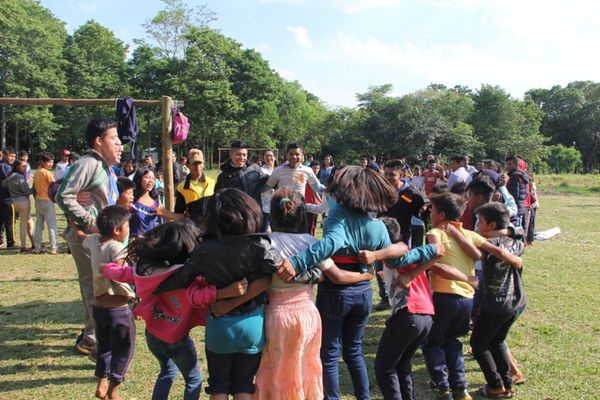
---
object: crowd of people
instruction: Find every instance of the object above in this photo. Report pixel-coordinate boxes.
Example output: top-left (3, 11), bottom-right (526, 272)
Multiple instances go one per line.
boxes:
top-left (0, 116), bottom-right (540, 400)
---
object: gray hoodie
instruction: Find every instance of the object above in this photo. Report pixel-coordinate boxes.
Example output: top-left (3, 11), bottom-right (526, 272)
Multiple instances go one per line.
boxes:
top-left (56, 149), bottom-right (117, 231)
top-left (1, 172), bottom-right (32, 199)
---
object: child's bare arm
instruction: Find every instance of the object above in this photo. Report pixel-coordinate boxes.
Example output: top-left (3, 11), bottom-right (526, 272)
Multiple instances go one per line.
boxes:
top-left (480, 241), bottom-right (523, 269)
top-left (443, 224), bottom-right (482, 260)
top-left (325, 264), bottom-right (374, 285)
top-left (211, 276), bottom-right (272, 317)
top-left (358, 243), bottom-right (409, 264)
top-left (430, 263), bottom-right (478, 288)
top-left (394, 259), bottom-right (437, 289)
top-left (216, 278), bottom-right (248, 299)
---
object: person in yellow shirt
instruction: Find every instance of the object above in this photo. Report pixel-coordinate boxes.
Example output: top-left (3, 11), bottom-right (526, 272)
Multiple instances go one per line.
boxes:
top-left (174, 149), bottom-right (215, 214)
top-left (421, 191), bottom-right (521, 400)
top-left (33, 152), bottom-right (58, 254)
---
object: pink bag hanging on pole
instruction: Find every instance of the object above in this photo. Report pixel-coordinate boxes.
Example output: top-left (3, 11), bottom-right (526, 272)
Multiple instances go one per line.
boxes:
top-left (172, 102), bottom-right (189, 144)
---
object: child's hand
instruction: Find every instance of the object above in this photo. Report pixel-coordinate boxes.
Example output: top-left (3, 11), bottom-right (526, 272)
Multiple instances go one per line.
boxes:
top-left (276, 259), bottom-right (296, 282)
top-left (467, 275), bottom-right (479, 289)
top-left (211, 299), bottom-right (236, 317)
top-left (442, 223), bottom-right (461, 239)
top-left (433, 241), bottom-right (446, 258)
top-left (224, 278), bottom-right (248, 298)
top-left (512, 256), bottom-right (523, 269)
top-left (358, 250), bottom-right (376, 264)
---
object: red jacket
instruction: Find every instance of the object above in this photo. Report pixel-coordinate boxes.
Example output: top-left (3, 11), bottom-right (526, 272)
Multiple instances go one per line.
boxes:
top-left (103, 263), bottom-right (216, 343)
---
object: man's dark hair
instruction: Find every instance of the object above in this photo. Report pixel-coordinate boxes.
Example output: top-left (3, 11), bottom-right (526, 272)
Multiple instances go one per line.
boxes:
top-left (380, 217), bottom-right (402, 244)
top-left (18, 150), bottom-right (29, 158)
top-left (2, 146), bottom-right (16, 156)
top-left (450, 181), bottom-right (467, 196)
top-left (230, 139), bottom-right (248, 150)
top-left (39, 152), bottom-right (54, 162)
top-left (450, 154), bottom-right (467, 163)
top-left (384, 159), bottom-right (404, 170)
top-left (286, 142), bottom-right (303, 153)
top-left (477, 202), bottom-right (510, 229)
top-left (309, 160), bottom-right (320, 167)
top-left (431, 183), bottom-right (448, 194)
top-left (117, 177), bottom-right (135, 194)
top-left (206, 188), bottom-right (263, 236)
top-left (96, 205), bottom-right (130, 238)
top-left (429, 192), bottom-right (465, 221)
top-left (84, 118), bottom-right (118, 148)
top-left (505, 155), bottom-right (519, 164)
top-left (467, 176), bottom-right (496, 202)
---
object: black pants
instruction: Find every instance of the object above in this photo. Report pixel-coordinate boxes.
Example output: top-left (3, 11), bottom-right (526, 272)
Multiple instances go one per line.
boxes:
top-left (375, 309), bottom-right (433, 400)
top-left (92, 305), bottom-right (136, 383)
top-left (470, 310), bottom-right (518, 390)
top-left (0, 202), bottom-right (15, 247)
top-left (205, 349), bottom-right (261, 395)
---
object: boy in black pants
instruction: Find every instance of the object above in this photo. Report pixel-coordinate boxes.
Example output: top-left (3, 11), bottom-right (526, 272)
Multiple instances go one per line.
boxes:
top-left (470, 203), bottom-right (526, 398)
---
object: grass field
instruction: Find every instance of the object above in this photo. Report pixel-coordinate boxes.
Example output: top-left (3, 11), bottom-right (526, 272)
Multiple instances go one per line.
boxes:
top-left (0, 176), bottom-right (599, 399)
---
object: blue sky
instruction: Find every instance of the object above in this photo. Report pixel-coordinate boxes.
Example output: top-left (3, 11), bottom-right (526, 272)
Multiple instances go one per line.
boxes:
top-left (40, 0), bottom-right (600, 107)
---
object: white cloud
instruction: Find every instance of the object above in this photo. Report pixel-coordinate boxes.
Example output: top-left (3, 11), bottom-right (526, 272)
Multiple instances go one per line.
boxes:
top-left (286, 26), bottom-right (314, 48)
top-left (253, 43), bottom-right (271, 53)
top-left (274, 67), bottom-right (298, 80)
top-left (331, 0), bottom-right (401, 14)
top-left (76, 1), bottom-right (98, 12)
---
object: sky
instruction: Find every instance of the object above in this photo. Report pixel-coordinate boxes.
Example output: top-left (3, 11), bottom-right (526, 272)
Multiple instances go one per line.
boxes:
top-left (39, 0), bottom-right (600, 108)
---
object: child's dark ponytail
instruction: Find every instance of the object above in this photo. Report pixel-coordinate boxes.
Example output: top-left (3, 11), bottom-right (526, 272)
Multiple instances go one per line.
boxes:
top-left (126, 219), bottom-right (202, 275)
top-left (270, 188), bottom-right (308, 233)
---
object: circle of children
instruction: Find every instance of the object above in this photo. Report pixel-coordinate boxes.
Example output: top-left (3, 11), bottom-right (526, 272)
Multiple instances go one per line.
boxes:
top-left (0, 117), bottom-right (540, 400)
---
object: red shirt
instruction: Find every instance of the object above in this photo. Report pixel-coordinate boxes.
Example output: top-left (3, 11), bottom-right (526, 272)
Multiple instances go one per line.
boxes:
top-left (423, 169), bottom-right (440, 195)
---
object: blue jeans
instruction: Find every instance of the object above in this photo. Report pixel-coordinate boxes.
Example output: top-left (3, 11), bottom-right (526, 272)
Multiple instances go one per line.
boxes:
top-left (422, 293), bottom-right (473, 391)
top-left (317, 280), bottom-right (373, 400)
top-left (145, 330), bottom-right (202, 400)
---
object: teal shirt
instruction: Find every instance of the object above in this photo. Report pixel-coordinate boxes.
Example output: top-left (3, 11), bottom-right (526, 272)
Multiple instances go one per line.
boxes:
top-left (289, 204), bottom-right (438, 273)
top-left (204, 305), bottom-right (265, 354)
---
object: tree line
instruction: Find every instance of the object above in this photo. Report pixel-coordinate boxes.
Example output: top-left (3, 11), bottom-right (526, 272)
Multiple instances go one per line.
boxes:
top-left (0, 0), bottom-right (596, 173)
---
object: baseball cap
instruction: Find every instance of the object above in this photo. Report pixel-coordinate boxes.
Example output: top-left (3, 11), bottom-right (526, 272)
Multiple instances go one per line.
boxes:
top-left (62, 149), bottom-right (71, 156)
top-left (188, 149), bottom-right (204, 164)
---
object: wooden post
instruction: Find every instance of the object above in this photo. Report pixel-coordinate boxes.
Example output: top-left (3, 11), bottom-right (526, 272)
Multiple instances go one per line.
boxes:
top-left (161, 96), bottom-right (175, 211)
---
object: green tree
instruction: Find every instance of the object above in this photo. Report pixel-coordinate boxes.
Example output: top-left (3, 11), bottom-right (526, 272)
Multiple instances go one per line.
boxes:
top-left (0, 0), bottom-right (67, 149)
top-left (57, 20), bottom-right (130, 151)
top-left (546, 144), bottom-right (583, 173)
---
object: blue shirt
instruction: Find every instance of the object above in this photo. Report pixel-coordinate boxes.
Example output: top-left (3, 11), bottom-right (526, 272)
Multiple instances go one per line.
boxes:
top-left (289, 204), bottom-right (438, 273)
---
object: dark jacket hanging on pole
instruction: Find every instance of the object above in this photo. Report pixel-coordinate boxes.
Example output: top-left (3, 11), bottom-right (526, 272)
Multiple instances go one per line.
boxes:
top-left (115, 97), bottom-right (138, 161)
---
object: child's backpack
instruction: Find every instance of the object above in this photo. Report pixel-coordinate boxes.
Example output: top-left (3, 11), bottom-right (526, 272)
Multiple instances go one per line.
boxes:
top-left (172, 109), bottom-right (190, 145)
top-left (48, 178), bottom-right (63, 203)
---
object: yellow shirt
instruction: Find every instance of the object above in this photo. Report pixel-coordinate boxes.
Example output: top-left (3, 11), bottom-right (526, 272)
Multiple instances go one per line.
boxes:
top-left (176, 175), bottom-right (215, 205)
top-left (33, 168), bottom-right (54, 201)
top-left (427, 221), bottom-right (487, 298)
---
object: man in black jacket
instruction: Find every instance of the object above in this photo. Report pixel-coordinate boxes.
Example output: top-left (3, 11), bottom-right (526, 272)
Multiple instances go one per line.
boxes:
top-left (215, 140), bottom-right (267, 208)
top-left (505, 155), bottom-right (530, 227)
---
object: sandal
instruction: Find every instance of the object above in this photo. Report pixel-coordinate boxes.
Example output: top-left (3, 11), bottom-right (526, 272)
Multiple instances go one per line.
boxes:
top-left (476, 385), bottom-right (513, 398)
top-left (512, 374), bottom-right (527, 385)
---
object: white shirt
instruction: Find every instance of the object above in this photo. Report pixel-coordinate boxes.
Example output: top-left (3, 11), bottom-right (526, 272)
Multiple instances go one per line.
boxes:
top-left (55, 161), bottom-right (69, 181)
top-left (447, 167), bottom-right (472, 189)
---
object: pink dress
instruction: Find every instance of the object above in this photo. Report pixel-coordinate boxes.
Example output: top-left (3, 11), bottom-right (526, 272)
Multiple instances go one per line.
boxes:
top-left (254, 232), bottom-right (324, 400)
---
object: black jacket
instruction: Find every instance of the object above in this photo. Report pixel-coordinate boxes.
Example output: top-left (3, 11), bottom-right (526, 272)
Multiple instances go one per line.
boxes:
top-left (506, 169), bottom-right (530, 215)
top-left (380, 183), bottom-right (426, 245)
top-left (155, 234), bottom-right (280, 314)
top-left (215, 160), bottom-right (267, 205)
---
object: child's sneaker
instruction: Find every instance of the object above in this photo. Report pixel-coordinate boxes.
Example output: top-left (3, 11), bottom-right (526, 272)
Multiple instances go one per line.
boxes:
top-left (436, 388), bottom-right (453, 400)
top-left (452, 388), bottom-right (473, 400)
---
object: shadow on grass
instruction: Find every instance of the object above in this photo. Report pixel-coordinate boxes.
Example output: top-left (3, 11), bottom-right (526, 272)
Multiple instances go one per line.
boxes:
top-left (0, 377), bottom-right (93, 393)
top-left (0, 300), bottom-right (83, 325)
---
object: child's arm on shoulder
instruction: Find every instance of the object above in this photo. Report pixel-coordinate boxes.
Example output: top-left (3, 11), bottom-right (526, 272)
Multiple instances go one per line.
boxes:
top-left (443, 224), bottom-right (482, 260)
top-left (429, 263), bottom-right (479, 288)
top-left (479, 241), bottom-right (523, 269)
top-left (100, 262), bottom-right (135, 284)
top-left (211, 276), bottom-right (272, 317)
